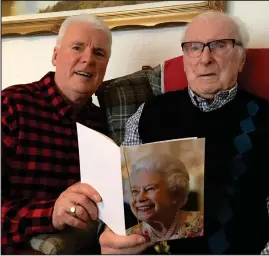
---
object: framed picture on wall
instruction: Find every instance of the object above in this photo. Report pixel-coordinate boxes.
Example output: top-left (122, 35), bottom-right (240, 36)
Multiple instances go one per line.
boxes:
top-left (2, 1), bottom-right (225, 37)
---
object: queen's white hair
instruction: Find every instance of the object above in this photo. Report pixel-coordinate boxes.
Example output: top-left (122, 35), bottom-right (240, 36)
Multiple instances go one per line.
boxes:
top-left (127, 154), bottom-right (190, 208)
top-left (56, 14), bottom-right (112, 56)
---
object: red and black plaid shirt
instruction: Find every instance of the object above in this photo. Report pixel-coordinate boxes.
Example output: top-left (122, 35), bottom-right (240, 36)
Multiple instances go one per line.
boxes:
top-left (1, 72), bottom-right (107, 254)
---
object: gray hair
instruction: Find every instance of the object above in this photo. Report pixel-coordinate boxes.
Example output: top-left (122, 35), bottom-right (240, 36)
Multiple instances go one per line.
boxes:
top-left (56, 14), bottom-right (112, 56)
top-left (183, 11), bottom-right (250, 48)
top-left (129, 154), bottom-right (190, 208)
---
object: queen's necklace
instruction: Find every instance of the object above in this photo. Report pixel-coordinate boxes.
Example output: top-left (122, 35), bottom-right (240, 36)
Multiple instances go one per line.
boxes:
top-left (147, 211), bottom-right (179, 242)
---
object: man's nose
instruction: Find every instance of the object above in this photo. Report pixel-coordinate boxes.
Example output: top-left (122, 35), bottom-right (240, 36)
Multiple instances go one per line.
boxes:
top-left (200, 46), bottom-right (213, 65)
top-left (82, 48), bottom-right (95, 65)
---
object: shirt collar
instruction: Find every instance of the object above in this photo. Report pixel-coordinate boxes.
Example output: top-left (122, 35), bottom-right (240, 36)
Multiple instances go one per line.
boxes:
top-left (41, 71), bottom-right (93, 118)
top-left (188, 83), bottom-right (238, 112)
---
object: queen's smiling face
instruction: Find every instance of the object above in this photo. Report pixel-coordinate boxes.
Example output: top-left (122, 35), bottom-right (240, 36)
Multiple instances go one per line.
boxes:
top-left (129, 170), bottom-right (173, 222)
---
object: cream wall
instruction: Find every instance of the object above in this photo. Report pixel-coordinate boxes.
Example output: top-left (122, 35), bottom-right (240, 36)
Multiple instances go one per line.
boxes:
top-left (2, 1), bottom-right (269, 93)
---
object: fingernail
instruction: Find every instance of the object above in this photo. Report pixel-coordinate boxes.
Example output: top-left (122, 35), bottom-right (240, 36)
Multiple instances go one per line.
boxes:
top-left (138, 237), bottom-right (146, 244)
top-left (93, 194), bottom-right (101, 202)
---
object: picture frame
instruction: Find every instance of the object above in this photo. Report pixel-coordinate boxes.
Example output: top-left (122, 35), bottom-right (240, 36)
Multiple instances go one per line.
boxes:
top-left (2, 1), bottom-right (225, 37)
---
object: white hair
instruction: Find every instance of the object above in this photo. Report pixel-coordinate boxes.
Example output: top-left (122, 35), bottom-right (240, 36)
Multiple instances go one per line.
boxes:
top-left (183, 11), bottom-right (250, 48)
top-left (56, 14), bottom-right (112, 56)
top-left (230, 15), bottom-right (250, 48)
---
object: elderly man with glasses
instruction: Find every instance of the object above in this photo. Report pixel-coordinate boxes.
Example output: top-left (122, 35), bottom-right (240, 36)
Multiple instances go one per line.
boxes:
top-left (99, 11), bottom-right (269, 255)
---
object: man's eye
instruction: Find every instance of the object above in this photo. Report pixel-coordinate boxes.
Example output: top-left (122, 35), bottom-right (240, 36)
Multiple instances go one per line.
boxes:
top-left (190, 44), bottom-right (201, 51)
top-left (72, 46), bottom-right (81, 51)
top-left (211, 41), bottom-right (227, 49)
top-left (216, 43), bottom-right (226, 48)
top-left (95, 51), bottom-right (105, 57)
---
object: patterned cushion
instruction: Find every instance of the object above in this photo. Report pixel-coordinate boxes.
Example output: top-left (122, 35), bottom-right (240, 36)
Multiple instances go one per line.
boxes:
top-left (96, 67), bottom-right (161, 145)
top-left (29, 222), bottom-right (98, 254)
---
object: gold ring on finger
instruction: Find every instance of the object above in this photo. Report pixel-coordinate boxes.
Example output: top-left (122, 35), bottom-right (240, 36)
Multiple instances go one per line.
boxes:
top-left (69, 205), bottom-right (77, 217)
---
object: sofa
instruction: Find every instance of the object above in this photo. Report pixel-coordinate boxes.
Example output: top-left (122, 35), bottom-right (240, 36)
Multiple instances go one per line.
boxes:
top-left (13, 48), bottom-right (269, 254)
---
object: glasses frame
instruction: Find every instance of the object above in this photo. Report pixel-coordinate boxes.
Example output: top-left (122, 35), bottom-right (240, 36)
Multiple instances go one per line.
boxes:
top-left (181, 39), bottom-right (243, 57)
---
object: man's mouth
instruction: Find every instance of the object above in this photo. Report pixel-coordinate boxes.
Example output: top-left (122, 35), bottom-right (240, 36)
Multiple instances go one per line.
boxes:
top-left (75, 71), bottom-right (93, 78)
top-left (199, 73), bottom-right (216, 77)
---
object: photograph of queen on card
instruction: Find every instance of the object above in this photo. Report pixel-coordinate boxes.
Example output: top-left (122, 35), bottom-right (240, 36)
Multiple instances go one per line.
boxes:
top-left (121, 138), bottom-right (205, 243)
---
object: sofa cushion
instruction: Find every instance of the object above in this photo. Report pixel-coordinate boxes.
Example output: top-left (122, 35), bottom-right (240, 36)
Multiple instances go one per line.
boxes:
top-left (163, 48), bottom-right (269, 101)
top-left (238, 48), bottom-right (269, 100)
top-left (96, 69), bottom-right (161, 145)
top-left (164, 55), bottom-right (187, 92)
top-left (29, 222), bottom-right (99, 255)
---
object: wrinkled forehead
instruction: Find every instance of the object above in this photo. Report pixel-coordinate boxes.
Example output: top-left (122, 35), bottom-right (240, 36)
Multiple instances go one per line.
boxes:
top-left (62, 22), bottom-right (109, 47)
top-left (184, 16), bottom-right (239, 42)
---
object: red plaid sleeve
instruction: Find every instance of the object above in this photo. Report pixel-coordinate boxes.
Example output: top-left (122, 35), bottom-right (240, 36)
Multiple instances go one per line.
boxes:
top-left (1, 198), bottom-right (56, 254)
top-left (1, 93), bottom-right (56, 254)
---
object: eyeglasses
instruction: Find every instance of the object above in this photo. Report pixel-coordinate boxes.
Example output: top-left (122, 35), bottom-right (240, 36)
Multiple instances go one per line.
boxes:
top-left (181, 39), bottom-right (243, 58)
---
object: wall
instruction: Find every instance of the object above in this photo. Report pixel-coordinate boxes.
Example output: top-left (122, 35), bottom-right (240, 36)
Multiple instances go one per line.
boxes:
top-left (2, 1), bottom-right (269, 93)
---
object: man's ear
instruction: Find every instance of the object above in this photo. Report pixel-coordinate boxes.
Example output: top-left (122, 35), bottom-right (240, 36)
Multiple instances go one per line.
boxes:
top-left (52, 47), bottom-right (58, 67)
top-left (238, 50), bottom-right (246, 73)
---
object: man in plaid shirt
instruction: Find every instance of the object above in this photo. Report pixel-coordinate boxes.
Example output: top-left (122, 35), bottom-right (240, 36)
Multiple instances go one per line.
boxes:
top-left (2, 14), bottom-right (114, 254)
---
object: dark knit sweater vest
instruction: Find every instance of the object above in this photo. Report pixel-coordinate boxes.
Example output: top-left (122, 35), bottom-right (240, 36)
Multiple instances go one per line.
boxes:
top-left (138, 88), bottom-right (269, 254)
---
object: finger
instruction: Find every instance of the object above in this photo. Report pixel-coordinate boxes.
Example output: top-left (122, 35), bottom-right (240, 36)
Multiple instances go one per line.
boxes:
top-left (117, 242), bottom-right (154, 254)
top-left (65, 193), bottom-right (98, 220)
top-left (64, 212), bottom-right (89, 229)
top-left (102, 241), bottom-right (153, 255)
top-left (68, 204), bottom-right (90, 223)
top-left (100, 226), bottom-right (146, 249)
top-left (68, 183), bottom-right (102, 203)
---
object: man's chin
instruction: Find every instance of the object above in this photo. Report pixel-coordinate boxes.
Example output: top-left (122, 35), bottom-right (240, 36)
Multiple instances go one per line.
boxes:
top-left (191, 83), bottom-right (221, 98)
top-left (73, 90), bottom-right (93, 95)
top-left (201, 90), bottom-right (217, 98)
top-left (73, 84), bottom-right (96, 95)
top-left (192, 89), bottom-right (217, 99)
